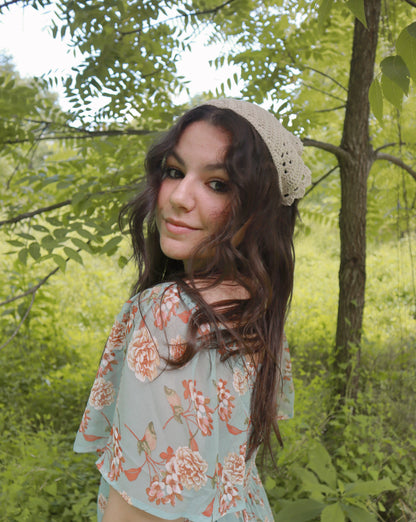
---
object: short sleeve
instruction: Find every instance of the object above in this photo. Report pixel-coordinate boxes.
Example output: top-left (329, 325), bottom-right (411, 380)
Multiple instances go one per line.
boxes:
top-left (74, 282), bottom-right (271, 522)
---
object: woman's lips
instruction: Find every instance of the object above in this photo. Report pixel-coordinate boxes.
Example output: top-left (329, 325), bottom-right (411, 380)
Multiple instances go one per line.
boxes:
top-left (165, 219), bottom-right (198, 234)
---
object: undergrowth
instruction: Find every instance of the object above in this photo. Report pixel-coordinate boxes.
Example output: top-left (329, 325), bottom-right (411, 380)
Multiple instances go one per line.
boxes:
top-left (0, 226), bottom-right (414, 521)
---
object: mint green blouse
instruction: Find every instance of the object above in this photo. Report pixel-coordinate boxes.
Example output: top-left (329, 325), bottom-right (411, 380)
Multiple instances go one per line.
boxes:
top-left (74, 282), bottom-right (294, 521)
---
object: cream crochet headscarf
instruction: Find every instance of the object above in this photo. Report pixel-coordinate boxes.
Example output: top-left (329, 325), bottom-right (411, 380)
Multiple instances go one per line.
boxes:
top-left (205, 98), bottom-right (311, 206)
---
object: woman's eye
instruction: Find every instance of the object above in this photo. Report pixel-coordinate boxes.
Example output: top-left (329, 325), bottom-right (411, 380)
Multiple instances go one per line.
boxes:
top-left (163, 167), bottom-right (183, 179)
top-left (209, 180), bottom-right (230, 193)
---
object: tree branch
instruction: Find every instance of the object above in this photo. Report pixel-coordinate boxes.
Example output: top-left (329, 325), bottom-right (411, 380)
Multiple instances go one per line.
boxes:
top-left (0, 200), bottom-right (71, 227)
top-left (0, 183), bottom-right (142, 227)
top-left (119, 0), bottom-right (238, 37)
top-left (304, 165), bottom-right (339, 197)
top-left (375, 152), bottom-right (416, 182)
top-left (314, 105), bottom-right (346, 114)
top-left (303, 138), bottom-right (349, 161)
top-left (303, 82), bottom-right (346, 103)
top-left (403, 0), bottom-right (416, 7)
top-left (0, 266), bottom-right (59, 308)
top-left (303, 66), bottom-right (348, 92)
top-left (374, 142), bottom-right (408, 153)
top-left (1, 128), bottom-right (154, 146)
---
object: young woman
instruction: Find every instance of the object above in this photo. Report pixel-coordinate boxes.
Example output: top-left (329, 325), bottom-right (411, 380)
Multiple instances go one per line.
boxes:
top-left (74, 98), bottom-right (311, 521)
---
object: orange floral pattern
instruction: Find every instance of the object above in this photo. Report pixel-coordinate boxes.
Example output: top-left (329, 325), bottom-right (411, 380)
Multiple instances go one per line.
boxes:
top-left (89, 377), bottom-right (116, 410)
top-left (74, 282), bottom-right (294, 521)
top-left (127, 325), bottom-right (160, 382)
top-left (169, 335), bottom-right (187, 360)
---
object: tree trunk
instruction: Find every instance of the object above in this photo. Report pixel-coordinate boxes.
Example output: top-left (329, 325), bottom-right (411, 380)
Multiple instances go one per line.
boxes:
top-left (334, 0), bottom-right (381, 398)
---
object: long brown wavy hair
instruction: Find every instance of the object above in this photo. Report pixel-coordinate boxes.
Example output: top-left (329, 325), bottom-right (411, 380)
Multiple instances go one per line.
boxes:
top-left (120, 104), bottom-right (298, 460)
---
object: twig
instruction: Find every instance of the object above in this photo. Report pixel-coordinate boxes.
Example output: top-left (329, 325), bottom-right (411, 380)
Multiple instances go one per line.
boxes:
top-left (304, 165), bottom-right (339, 197)
top-left (403, 0), bottom-right (416, 7)
top-left (303, 66), bottom-right (348, 92)
top-left (0, 266), bottom-right (59, 307)
top-left (314, 105), bottom-right (346, 113)
top-left (302, 82), bottom-right (346, 103)
top-left (375, 152), bottom-right (416, 182)
top-left (0, 292), bottom-right (36, 351)
top-left (374, 142), bottom-right (408, 153)
top-left (0, 263), bottom-right (62, 351)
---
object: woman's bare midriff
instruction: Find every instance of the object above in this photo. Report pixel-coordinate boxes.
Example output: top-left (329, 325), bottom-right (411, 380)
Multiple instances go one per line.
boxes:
top-left (102, 486), bottom-right (185, 522)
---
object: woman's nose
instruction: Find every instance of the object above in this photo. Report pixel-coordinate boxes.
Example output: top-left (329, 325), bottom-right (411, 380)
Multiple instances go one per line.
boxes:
top-left (169, 175), bottom-right (195, 211)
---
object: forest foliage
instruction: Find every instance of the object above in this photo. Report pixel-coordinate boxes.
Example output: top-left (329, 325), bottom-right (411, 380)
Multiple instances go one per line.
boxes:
top-left (0, 0), bottom-right (415, 520)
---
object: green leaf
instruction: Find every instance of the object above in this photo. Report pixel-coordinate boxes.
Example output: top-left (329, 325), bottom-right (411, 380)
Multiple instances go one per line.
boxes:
top-left (381, 73), bottom-right (404, 110)
top-left (380, 56), bottom-right (410, 95)
top-left (308, 443), bottom-right (337, 489)
top-left (321, 503), bottom-right (345, 522)
top-left (345, 477), bottom-right (396, 497)
top-left (345, 0), bottom-right (367, 28)
top-left (78, 228), bottom-right (96, 241)
top-left (118, 255), bottom-right (128, 269)
top-left (71, 237), bottom-right (92, 253)
top-left (53, 254), bottom-right (67, 273)
top-left (342, 504), bottom-right (377, 522)
top-left (100, 236), bottom-right (122, 256)
top-left (6, 239), bottom-right (25, 248)
top-left (278, 499), bottom-right (325, 522)
top-left (396, 22), bottom-right (416, 83)
top-left (369, 78), bottom-right (383, 123)
top-left (41, 235), bottom-right (59, 251)
top-left (17, 232), bottom-right (36, 241)
top-left (318, 0), bottom-right (334, 31)
top-left (63, 246), bottom-right (83, 265)
top-left (28, 242), bottom-right (41, 261)
top-left (72, 191), bottom-right (90, 207)
top-left (32, 224), bottom-right (49, 232)
top-left (18, 248), bottom-right (28, 265)
top-left (294, 467), bottom-right (335, 498)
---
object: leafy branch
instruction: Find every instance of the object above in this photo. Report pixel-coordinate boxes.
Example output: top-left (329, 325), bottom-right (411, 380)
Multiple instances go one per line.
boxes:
top-left (0, 265), bottom-right (59, 351)
top-left (0, 183), bottom-right (142, 227)
top-left (1, 127), bottom-right (154, 146)
top-left (118, 0), bottom-right (238, 37)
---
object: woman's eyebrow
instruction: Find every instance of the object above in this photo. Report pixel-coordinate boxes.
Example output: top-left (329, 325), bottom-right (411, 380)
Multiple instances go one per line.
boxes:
top-left (168, 150), bottom-right (227, 172)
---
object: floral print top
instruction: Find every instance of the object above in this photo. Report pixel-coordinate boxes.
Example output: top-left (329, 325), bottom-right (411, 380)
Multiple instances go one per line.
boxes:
top-left (74, 282), bottom-right (294, 521)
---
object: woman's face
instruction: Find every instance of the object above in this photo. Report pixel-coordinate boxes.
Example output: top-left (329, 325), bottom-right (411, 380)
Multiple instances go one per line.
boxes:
top-left (156, 120), bottom-right (232, 271)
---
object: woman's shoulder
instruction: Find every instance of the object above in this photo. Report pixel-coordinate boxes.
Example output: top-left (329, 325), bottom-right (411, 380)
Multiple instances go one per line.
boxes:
top-left (118, 279), bottom-right (249, 335)
top-left (128, 279), bottom-right (249, 311)
top-left (120, 282), bottom-right (196, 333)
